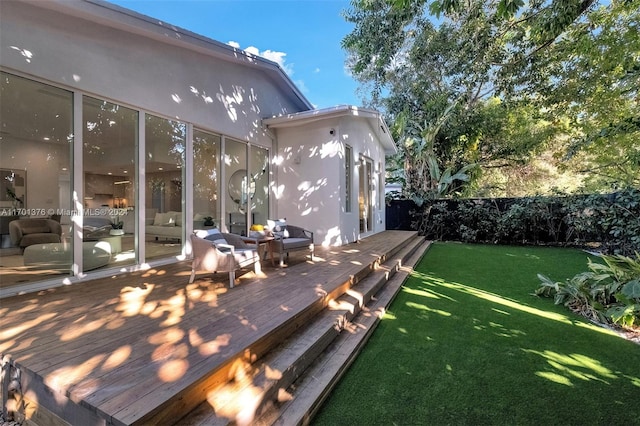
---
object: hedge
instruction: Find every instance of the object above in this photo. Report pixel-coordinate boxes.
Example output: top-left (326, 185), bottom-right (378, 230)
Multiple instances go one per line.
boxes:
top-left (386, 187), bottom-right (640, 256)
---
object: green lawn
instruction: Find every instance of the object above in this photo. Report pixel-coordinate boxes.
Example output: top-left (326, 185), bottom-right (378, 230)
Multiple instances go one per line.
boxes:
top-left (313, 242), bottom-right (640, 425)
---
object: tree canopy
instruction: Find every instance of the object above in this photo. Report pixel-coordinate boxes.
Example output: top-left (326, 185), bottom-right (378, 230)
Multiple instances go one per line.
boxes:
top-left (343, 0), bottom-right (639, 197)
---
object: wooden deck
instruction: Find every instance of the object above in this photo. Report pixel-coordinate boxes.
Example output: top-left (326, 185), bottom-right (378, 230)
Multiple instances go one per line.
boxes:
top-left (0, 231), bottom-right (421, 425)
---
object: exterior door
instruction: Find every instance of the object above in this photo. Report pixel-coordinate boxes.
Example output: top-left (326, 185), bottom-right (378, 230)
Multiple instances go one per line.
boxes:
top-left (359, 157), bottom-right (373, 234)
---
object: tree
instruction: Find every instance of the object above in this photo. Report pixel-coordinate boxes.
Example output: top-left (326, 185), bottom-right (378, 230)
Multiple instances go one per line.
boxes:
top-left (344, 0), bottom-right (639, 196)
top-left (534, 0), bottom-right (640, 189)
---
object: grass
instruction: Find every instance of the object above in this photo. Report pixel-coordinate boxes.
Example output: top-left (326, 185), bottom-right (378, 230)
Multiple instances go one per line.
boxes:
top-left (312, 242), bottom-right (640, 425)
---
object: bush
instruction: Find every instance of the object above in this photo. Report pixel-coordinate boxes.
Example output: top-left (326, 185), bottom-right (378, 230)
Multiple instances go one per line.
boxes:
top-left (391, 187), bottom-right (640, 256)
top-left (564, 189), bottom-right (640, 255)
top-left (536, 252), bottom-right (640, 330)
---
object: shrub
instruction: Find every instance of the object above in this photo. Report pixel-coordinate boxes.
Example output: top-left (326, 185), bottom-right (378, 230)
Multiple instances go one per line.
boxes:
top-left (536, 252), bottom-right (640, 329)
top-left (455, 199), bottom-right (499, 243)
top-left (395, 187), bottom-right (639, 256)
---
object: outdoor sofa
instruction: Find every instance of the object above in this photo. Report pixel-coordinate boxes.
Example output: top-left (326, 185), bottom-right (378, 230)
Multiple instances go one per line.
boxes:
top-left (263, 219), bottom-right (314, 267)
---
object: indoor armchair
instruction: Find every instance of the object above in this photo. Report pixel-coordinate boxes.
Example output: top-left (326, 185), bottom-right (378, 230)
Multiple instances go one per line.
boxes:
top-left (9, 218), bottom-right (62, 250)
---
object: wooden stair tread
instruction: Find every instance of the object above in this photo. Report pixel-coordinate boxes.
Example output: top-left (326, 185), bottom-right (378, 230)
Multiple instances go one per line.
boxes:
top-left (256, 238), bottom-right (431, 426)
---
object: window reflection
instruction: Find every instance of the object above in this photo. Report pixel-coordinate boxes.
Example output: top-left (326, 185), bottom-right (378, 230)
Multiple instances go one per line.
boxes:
top-left (144, 114), bottom-right (185, 260)
top-left (250, 145), bottom-right (269, 227)
top-left (193, 130), bottom-right (220, 230)
top-left (83, 97), bottom-right (138, 268)
top-left (0, 72), bottom-right (73, 287)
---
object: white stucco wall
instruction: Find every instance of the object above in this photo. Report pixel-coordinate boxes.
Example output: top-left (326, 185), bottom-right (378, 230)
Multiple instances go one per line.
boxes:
top-left (271, 120), bottom-right (344, 245)
top-left (0, 1), bottom-right (304, 145)
top-left (272, 114), bottom-right (388, 246)
top-left (339, 116), bottom-right (387, 240)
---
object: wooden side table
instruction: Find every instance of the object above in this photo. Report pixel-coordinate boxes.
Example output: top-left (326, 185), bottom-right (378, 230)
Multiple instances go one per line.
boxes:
top-left (242, 235), bottom-right (275, 266)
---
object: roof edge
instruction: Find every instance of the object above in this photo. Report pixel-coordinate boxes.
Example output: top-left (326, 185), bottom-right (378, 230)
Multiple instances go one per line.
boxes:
top-left (264, 105), bottom-right (397, 154)
top-left (19, 0), bottom-right (314, 111)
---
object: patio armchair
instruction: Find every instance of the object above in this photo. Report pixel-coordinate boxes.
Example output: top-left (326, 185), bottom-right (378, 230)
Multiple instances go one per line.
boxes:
top-left (189, 231), bottom-right (261, 288)
top-left (265, 219), bottom-right (314, 267)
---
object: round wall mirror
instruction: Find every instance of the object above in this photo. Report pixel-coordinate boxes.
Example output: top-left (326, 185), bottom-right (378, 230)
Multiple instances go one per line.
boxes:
top-left (228, 169), bottom-right (255, 209)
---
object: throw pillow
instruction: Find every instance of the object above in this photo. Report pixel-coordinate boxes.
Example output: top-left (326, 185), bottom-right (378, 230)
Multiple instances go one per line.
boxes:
top-left (172, 212), bottom-right (183, 227)
top-left (195, 228), bottom-right (221, 239)
top-left (153, 212), bottom-right (165, 226)
top-left (153, 212), bottom-right (176, 226)
top-left (199, 229), bottom-right (228, 248)
top-left (267, 218), bottom-right (289, 239)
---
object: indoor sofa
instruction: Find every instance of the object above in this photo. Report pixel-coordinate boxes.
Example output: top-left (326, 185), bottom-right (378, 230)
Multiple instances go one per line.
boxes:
top-left (145, 209), bottom-right (183, 240)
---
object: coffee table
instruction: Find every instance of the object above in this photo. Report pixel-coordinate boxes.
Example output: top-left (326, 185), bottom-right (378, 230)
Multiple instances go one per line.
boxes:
top-left (242, 235), bottom-right (275, 266)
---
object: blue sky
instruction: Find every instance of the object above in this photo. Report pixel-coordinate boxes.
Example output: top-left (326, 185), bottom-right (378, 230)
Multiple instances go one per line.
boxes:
top-left (108, 0), bottom-right (362, 109)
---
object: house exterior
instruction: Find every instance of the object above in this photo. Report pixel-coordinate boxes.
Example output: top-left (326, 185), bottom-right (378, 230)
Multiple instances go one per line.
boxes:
top-left (0, 0), bottom-right (395, 297)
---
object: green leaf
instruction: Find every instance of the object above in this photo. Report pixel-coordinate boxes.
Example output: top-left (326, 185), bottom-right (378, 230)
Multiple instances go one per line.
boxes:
top-left (621, 280), bottom-right (640, 299)
top-left (607, 304), bottom-right (639, 327)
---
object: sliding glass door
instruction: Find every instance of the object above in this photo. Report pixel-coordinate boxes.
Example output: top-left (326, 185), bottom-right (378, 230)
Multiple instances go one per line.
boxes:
top-left (83, 96), bottom-right (138, 268)
top-left (144, 114), bottom-right (185, 260)
top-left (193, 129), bottom-right (221, 230)
top-left (0, 72), bottom-right (73, 287)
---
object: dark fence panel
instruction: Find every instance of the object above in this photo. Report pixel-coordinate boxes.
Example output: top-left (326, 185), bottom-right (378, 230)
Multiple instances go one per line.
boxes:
top-left (385, 199), bottom-right (418, 230)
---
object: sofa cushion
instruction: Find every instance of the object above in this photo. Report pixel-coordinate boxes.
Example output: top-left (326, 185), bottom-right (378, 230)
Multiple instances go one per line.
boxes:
top-left (20, 233), bottom-right (61, 247)
top-left (146, 225), bottom-right (182, 239)
top-left (194, 228), bottom-right (220, 239)
top-left (280, 237), bottom-right (312, 250)
top-left (197, 228), bottom-right (227, 246)
top-left (21, 225), bottom-right (51, 234)
top-left (153, 212), bottom-right (176, 226)
top-left (171, 211), bottom-right (183, 227)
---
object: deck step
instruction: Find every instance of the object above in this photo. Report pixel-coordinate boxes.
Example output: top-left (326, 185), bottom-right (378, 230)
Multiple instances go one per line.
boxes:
top-left (257, 238), bottom-right (431, 425)
top-left (176, 235), bottom-right (429, 425)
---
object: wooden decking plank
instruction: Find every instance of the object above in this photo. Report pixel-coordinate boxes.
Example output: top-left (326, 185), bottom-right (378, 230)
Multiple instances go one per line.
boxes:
top-left (110, 238), bottom-right (402, 424)
top-left (108, 276), bottom-right (341, 424)
top-left (0, 231), bottom-right (419, 426)
top-left (35, 274), bottom-right (282, 374)
top-left (10, 263), bottom-right (293, 371)
top-left (178, 235), bottom-right (424, 425)
top-left (0, 265), bottom-right (196, 359)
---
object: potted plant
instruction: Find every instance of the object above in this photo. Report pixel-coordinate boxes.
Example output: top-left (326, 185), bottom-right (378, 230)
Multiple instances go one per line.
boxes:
top-left (110, 217), bottom-right (124, 235)
top-left (203, 216), bottom-right (214, 227)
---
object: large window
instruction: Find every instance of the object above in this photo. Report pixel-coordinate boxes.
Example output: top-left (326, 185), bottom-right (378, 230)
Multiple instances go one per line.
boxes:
top-left (225, 138), bottom-right (249, 235)
top-left (0, 72), bottom-right (73, 288)
top-left (145, 114), bottom-right (185, 260)
top-left (359, 157), bottom-right (373, 234)
top-left (250, 145), bottom-right (269, 227)
top-left (83, 96), bottom-right (138, 268)
top-left (193, 129), bottom-right (221, 230)
top-left (0, 72), bottom-right (271, 293)
top-left (345, 145), bottom-right (352, 212)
